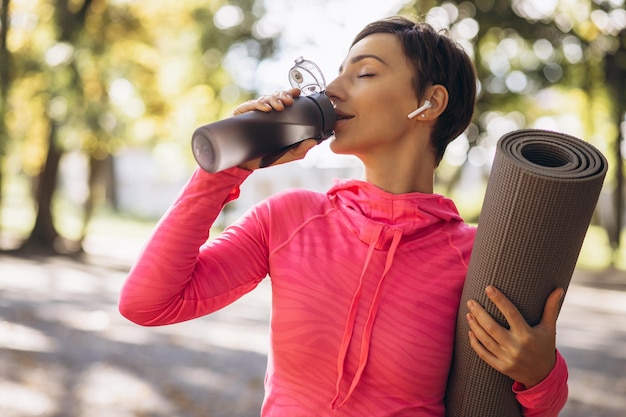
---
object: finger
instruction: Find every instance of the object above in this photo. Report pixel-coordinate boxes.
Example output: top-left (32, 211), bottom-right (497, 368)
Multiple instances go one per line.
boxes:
top-left (275, 139), bottom-right (318, 165)
top-left (466, 298), bottom-right (510, 345)
top-left (287, 87), bottom-right (301, 98)
top-left (258, 139), bottom-right (319, 168)
top-left (468, 327), bottom-right (500, 368)
top-left (466, 311), bottom-right (501, 356)
top-left (233, 99), bottom-right (272, 115)
top-left (276, 90), bottom-right (298, 105)
top-left (485, 286), bottom-right (529, 331)
top-left (266, 93), bottom-right (286, 110)
top-left (261, 91), bottom-right (291, 111)
top-left (233, 89), bottom-right (301, 116)
top-left (261, 139), bottom-right (317, 168)
top-left (539, 288), bottom-right (565, 330)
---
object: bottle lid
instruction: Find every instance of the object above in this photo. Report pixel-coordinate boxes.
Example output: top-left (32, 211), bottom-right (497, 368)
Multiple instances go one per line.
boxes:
top-left (289, 56), bottom-right (326, 95)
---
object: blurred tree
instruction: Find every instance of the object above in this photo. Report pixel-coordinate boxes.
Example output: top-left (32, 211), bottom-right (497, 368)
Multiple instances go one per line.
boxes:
top-left (23, 0), bottom-right (96, 253)
top-left (2, 0), bottom-right (277, 253)
top-left (0, 0), bottom-right (11, 224)
top-left (401, 0), bottom-right (626, 257)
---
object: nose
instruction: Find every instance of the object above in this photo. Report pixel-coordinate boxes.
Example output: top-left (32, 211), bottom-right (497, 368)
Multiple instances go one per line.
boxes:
top-left (324, 76), bottom-right (343, 106)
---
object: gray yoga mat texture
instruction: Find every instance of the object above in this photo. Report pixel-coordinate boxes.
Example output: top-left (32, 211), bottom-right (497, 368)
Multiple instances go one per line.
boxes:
top-left (445, 129), bottom-right (608, 417)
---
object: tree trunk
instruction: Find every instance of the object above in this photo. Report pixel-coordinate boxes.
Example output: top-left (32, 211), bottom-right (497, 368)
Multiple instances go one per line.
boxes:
top-left (80, 153), bottom-right (114, 243)
top-left (605, 28), bottom-right (626, 258)
top-left (23, 122), bottom-right (68, 253)
top-left (0, 0), bottom-right (12, 239)
top-left (20, 0), bottom-right (94, 254)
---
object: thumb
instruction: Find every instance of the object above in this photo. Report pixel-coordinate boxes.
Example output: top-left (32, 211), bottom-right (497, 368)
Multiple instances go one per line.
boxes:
top-left (258, 139), bottom-right (319, 168)
top-left (539, 287), bottom-right (565, 330)
top-left (282, 138), bottom-right (318, 162)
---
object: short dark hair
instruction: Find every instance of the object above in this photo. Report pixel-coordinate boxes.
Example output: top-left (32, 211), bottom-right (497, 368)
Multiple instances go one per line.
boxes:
top-left (352, 16), bottom-right (477, 164)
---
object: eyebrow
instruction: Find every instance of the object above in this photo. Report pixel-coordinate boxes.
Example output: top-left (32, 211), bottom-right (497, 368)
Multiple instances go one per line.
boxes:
top-left (338, 54), bottom-right (389, 73)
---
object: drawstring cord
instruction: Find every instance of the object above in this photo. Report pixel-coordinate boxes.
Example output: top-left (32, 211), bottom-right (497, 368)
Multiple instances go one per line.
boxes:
top-left (330, 226), bottom-right (403, 408)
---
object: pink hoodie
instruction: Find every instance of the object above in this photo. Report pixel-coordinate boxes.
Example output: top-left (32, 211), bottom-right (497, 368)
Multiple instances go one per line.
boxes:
top-left (119, 167), bottom-right (567, 416)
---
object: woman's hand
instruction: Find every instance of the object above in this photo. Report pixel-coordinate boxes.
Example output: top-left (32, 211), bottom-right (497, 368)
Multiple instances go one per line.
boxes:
top-left (466, 286), bottom-right (564, 389)
top-left (233, 87), bottom-right (301, 115)
top-left (232, 88), bottom-right (317, 171)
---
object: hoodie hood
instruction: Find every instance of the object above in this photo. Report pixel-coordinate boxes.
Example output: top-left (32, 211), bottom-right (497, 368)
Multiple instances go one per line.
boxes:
top-left (326, 179), bottom-right (464, 409)
top-left (328, 179), bottom-right (463, 248)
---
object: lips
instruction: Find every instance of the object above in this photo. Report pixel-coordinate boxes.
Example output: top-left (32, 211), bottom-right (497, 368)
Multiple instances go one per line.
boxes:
top-left (335, 109), bottom-right (354, 130)
top-left (334, 110), bottom-right (354, 122)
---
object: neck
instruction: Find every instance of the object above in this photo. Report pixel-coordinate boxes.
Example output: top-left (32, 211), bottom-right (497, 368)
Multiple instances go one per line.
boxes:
top-left (361, 155), bottom-right (436, 195)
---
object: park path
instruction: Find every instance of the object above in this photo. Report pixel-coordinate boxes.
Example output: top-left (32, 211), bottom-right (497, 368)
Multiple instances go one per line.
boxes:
top-left (1, 249), bottom-right (625, 417)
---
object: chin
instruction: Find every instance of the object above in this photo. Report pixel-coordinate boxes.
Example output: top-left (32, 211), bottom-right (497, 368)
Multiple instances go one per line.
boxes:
top-left (328, 134), bottom-right (339, 149)
top-left (329, 136), bottom-right (350, 155)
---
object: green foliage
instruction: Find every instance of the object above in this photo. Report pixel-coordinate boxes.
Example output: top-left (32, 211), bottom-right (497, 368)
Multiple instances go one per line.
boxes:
top-left (0, 0), bottom-right (278, 251)
top-left (399, 0), bottom-right (624, 129)
top-left (400, 0), bottom-right (625, 250)
top-left (3, 0), bottom-right (276, 175)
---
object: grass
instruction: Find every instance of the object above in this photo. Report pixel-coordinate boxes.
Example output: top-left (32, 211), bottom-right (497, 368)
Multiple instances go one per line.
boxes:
top-left (1, 173), bottom-right (624, 271)
top-left (578, 225), bottom-right (626, 271)
top-left (0, 173), bottom-right (158, 249)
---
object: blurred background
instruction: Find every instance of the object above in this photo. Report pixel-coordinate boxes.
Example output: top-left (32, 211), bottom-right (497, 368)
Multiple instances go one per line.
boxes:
top-left (0, 0), bottom-right (625, 416)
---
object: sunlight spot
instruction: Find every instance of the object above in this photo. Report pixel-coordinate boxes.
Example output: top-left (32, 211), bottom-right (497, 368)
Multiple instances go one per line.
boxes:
top-left (109, 78), bottom-right (145, 118)
top-left (563, 36), bottom-right (584, 64)
top-left (73, 310), bottom-right (111, 332)
top-left (103, 322), bottom-right (155, 345)
top-left (53, 270), bottom-right (100, 294)
top-left (0, 321), bottom-right (56, 352)
top-left (171, 366), bottom-right (223, 389)
top-left (174, 321), bottom-right (269, 355)
top-left (0, 381), bottom-right (56, 415)
top-left (543, 63), bottom-right (563, 83)
top-left (48, 96), bottom-right (68, 121)
top-left (609, 8), bottom-right (626, 32)
top-left (220, 83), bottom-right (242, 104)
top-left (533, 38), bottom-right (554, 61)
top-left (0, 264), bottom-right (51, 292)
top-left (443, 135), bottom-right (469, 167)
top-left (563, 368), bottom-right (626, 410)
top-left (453, 18), bottom-right (479, 40)
top-left (488, 55), bottom-right (510, 77)
top-left (589, 8), bottom-right (626, 35)
top-left (565, 286), bottom-right (626, 315)
top-left (77, 363), bottom-right (172, 413)
top-left (483, 112), bottom-right (523, 139)
top-left (110, 78), bottom-right (134, 102)
top-left (513, 0), bottom-right (557, 20)
top-left (426, 6), bottom-right (452, 29)
top-left (505, 70), bottom-right (528, 92)
top-left (10, 11), bottom-right (39, 31)
top-left (214, 5), bottom-right (244, 30)
top-left (467, 146), bottom-right (490, 167)
top-left (533, 116), bottom-right (559, 131)
top-left (253, 13), bottom-right (284, 39)
top-left (558, 284), bottom-right (626, 357)
top-left (44, 42), bottom-right (74, 67)
top-left (498, 37), bottom-right (521, 59)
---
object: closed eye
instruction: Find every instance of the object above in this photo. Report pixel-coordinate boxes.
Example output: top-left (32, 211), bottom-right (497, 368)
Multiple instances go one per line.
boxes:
top-left (357, 73), bottom-right (375, 78)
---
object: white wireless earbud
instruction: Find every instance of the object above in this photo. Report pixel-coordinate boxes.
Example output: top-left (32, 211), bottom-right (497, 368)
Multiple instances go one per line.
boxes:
top-left (407, 100), bottom-right (432, 119)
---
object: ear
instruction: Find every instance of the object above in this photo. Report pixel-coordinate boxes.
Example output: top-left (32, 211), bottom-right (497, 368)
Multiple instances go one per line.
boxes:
top-left (421, 85), bottom-right (449, 120)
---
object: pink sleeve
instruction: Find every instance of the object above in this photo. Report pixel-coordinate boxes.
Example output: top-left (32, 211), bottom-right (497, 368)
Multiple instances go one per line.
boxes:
top-left (514, 350), bottom-right (568, 417)
top-left (118, 167), bottom-right (269, 326)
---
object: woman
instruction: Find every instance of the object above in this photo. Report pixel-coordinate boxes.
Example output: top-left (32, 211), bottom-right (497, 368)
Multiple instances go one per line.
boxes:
top-left (119, 16), bottom-right (567, 416)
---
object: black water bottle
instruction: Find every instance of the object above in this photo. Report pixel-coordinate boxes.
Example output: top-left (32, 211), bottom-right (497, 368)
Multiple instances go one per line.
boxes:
top-left (191, 92), bottom-right (335, 173)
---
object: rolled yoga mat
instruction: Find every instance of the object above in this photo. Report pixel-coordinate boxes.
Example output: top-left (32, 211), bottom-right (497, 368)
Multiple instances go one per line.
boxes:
top-left (444, 129), bottom-right (608, 417)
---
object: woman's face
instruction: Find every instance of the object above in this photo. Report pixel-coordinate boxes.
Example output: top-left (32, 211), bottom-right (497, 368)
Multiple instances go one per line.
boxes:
top-left (325, 33), bottom-right (419, 158)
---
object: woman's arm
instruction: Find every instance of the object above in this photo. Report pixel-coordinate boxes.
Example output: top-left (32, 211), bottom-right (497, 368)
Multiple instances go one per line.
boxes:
top-left (513, 350), bottom-right (568, 417)
top-left (118, 167), bottom-right (268, 326)
top-left (119, 88), bottom-right (319, 327)
top-left (466, 286), bottom-right (568, 416)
